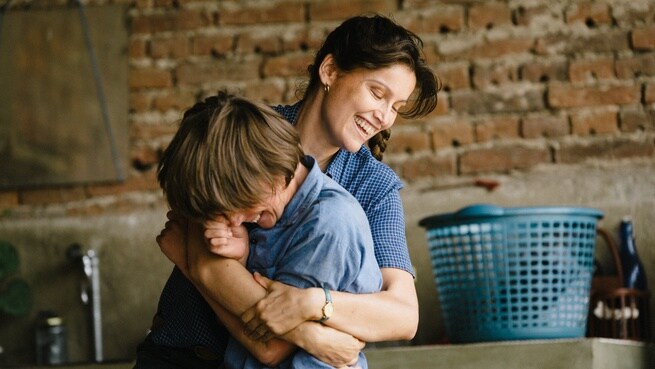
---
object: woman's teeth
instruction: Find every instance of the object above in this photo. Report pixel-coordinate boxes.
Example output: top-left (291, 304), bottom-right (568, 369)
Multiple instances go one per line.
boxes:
top-left (252, 214), bottom-right (261, 223)
top-left (355, 117), bottom-right (373, 135)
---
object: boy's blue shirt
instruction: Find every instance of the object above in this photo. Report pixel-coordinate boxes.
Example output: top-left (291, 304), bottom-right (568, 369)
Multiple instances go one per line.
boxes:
top-left (224, 155), bottom-right (382, 369)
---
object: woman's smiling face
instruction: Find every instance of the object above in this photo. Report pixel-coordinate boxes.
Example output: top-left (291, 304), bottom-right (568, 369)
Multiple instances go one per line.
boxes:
top-left (321, 61), bottom-right (417, 153)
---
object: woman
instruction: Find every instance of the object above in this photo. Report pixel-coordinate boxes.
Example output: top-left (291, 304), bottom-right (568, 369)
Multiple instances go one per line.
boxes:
top-left (143, 14), bottom-right (440, 368)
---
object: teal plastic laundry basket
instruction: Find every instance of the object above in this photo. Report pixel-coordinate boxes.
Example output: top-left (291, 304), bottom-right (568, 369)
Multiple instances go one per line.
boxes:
top-left (419, 204), bottom-right (603, 343)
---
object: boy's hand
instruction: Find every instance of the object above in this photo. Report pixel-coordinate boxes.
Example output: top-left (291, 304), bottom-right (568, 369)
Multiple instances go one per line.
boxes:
top-left (204, 216), bottom-right (249, 263)
top-left (156, 211), bottom-right (190, 276)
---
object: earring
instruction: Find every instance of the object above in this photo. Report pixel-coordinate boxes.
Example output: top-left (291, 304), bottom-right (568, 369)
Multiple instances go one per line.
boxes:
top-left (324, 83), bottom-right (330, 93)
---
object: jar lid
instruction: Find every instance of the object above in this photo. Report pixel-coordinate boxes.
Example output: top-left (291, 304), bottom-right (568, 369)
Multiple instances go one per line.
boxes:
top-left (45, 316), bottom-right (63, 326)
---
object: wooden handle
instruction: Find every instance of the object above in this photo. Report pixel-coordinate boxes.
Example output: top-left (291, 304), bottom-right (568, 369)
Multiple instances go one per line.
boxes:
top-left (596, 227), bottom-right (624, 284)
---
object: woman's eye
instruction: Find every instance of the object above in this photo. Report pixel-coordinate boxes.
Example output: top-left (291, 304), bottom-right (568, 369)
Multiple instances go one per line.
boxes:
top-left (371, 89), bottom-right (383, 99)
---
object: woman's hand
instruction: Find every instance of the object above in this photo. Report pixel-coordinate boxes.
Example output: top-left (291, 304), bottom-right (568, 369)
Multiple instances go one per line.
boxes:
top-left (241, 273), bottom-right (321, 338)
top-left (284, 322), bottom-right (364, 368)
top-left (203, 216), bottom-right (249, 264)
top-left (156, 211), bottom-right (190, 276)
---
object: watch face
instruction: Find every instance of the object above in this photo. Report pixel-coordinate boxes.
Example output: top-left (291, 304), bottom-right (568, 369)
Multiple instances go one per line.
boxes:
top-left (323, 302), bottom-right (334, 318)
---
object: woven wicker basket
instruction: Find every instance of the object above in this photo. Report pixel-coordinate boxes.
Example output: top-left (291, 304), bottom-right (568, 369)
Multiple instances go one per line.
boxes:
top-left (587, 228), bottom-right (651, 341)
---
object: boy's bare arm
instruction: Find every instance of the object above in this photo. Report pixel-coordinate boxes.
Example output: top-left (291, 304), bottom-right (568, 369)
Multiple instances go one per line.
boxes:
top-left (158, 215), bottom-right (361, 366)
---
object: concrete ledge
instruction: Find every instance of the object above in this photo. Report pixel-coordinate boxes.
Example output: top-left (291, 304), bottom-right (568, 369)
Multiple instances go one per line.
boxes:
top-left (9, 338), bottom-right (655, 369)
top-left (365, 338), bottom-right (655, 369)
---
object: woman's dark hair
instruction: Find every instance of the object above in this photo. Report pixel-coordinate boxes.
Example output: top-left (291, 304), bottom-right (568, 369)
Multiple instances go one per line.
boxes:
top-left (303, 14), bottom-right (441, 160)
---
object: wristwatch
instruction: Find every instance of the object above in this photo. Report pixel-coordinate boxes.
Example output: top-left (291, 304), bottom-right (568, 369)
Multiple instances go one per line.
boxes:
top-left (318, 284), bottom-right (333, 323)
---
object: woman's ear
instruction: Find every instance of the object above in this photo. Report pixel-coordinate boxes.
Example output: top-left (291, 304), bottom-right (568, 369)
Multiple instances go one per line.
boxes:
top-left (318, 54), bottom-right (338, 87)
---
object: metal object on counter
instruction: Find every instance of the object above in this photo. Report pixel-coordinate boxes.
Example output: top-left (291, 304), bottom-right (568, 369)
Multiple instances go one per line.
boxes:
top-left (66, 243), bottom-right (103, 363)
top-left (35, 310), bottom-right (68, 366)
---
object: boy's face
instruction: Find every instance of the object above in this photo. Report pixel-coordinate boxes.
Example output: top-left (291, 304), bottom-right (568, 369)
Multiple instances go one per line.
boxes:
top-left (224, 185), bottom-right (287, 229)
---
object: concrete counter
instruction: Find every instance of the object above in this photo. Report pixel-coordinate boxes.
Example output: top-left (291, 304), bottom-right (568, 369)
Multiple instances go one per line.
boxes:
top-left (8, 338), bottom-right (654, 369)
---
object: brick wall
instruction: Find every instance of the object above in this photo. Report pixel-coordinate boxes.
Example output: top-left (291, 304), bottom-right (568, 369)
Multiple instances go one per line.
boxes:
top-left (1, 0), bottom-right (654, 216)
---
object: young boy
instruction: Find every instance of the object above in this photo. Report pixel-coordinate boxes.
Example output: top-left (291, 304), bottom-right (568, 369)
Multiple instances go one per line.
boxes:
top-left (139, 91), bottom-right (382, 369)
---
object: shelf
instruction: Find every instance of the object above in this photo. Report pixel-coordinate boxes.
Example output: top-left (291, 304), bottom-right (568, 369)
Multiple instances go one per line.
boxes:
top-left (365, 338), bottom-right (654, 369)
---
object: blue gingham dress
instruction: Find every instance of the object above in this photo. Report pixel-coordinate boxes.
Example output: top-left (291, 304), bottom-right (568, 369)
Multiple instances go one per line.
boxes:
top-left (147, 101), bottom-right (413, 354)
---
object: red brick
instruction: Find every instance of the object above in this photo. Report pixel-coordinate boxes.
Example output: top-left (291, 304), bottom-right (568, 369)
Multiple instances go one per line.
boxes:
top-left (309, 0), bottom-right (397, 21)
top-left (129, 38), bottom-right (147, 59)
top-left (468, 3), bottom-right (511, 31)
top-left (20, 187), bottom-right (87, 205)
top-left (399, 153), bottom-right (456, 182)
top-left (135, 0), bottom-right (153, 9)
top-left (459, 145), bottom-right (551, 174)
top-left (153, 92), bottom-right (196, 112)
top-left (521, 114), bottom-right (569, 138)
top-left (569, 58), bottom-right (615, 83)
top-left (472, 63), bottom-right (519, 88)
top-left (429, 94), bottom-right (450, 117)
top-left (303, 24), bottom-right (336, 52)
top-left (176, 58), bottom-right (261, 85)
top-left (398, 7), bottom-right (464, 35)
top-left (435, 63), bottom-right (470, 91)
top-left (220, 1), bottom-right (305, 25)
top-left (131, 121), bottom-right (179, 141)
top-left (631, 25), bottom-right (655, 50)
top-left (474, 116), bottom-right (520, 142)
top-left (536, 31), bottom-right (629, 55)
top-left (521, 59), bottom-right (568, 83)
top-left (151, 36), bottom-right (189, 59)
top-left (235, 29), bottom-right (283, 54)
top-left (154, 0), bottom-right (173, 6)
top-left (514, 5), bottom-right (562, 27)
top-left (422, 43), bottom-right (441, 65)
top-left (0, 191), bottom-right (19, 208)
top-left (565, 3), bottom-right (611, 27)
top-left (280, 27), bottom-right (312, 53)
top-left (154, 0), bottom-right (194, 6)
top-left (452, 88), bottom-right (545, 115)
top-left (396, 93), bottom-right (449, 124)
top-left (443, 37), bottom-right (534, 61)
top-left (482, 38), bottom-right (538, 59)
top-left (646, 83), bottom-right (655, 103)
top-left (192, 33), bottom-right (234, 56)
top-left (619, 107), bottom-right (654, 132)
top-left (570, 110), bottom-right (618, 136)
top-left (548, 84), bottom-right (640, 108)
top-left (263, 54), bottom-right (314, 78)
top-left (241, 79), bottom-right (287, 104)
top-left (401, 0), bottom-right (441, 9)
top-left (430, 120), bottom-right (474, 149)
top-left (613, 4), bottom-right (655, 28)
top-left (86, 171), bottom-right (160, 198)
top-left (557, 136), bottom-right (655, 164)
top-left (130, 68), bottom-right (173, 89)
top-left (130, 145), bottom-right (161, 171)
top-left (647, 107), bottom-right (655, 130)
top-left (385, 128), bottom-right (431, 154)
top-left (130, 92), bottom-right (151, 113)
top-left (132, 10), bottom-right (211, 34)
top-left (615, 54), bottom-right (655, 79)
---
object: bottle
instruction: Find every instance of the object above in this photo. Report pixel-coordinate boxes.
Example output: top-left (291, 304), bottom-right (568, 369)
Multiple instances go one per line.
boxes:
top-left (618, 217), bottom-right (647, 291)
top-left (35, 310), bottom-right (68, 365)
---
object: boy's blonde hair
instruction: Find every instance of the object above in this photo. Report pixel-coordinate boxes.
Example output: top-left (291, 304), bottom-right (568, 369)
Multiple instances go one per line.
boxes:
top-left (157, 91), bottom-right (304, 222)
